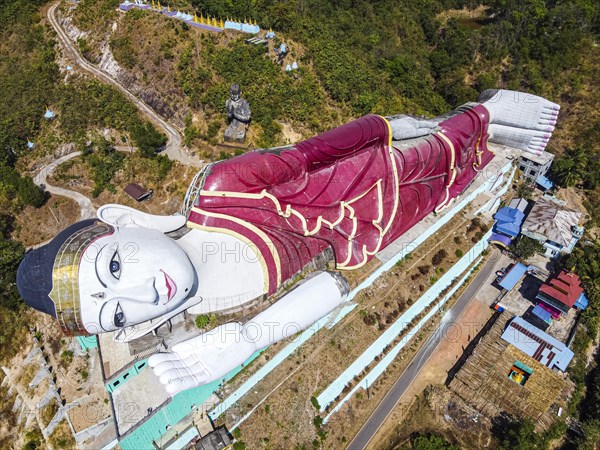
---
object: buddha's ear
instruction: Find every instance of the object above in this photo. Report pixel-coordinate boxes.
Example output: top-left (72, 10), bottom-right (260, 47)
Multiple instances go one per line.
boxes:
top-left (97, 204), bottom-right (186, 233)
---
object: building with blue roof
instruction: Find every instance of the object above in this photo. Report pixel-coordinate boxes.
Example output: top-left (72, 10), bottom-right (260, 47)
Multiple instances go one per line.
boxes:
top-left (493, 206), bottom-right (526, 238)
top-left (501, 316), bottom-right (574, 372)
top-left (498, 263), bottom-right (528, 291)
top-left (574, 292), bottom-right (588, 310)
top-left (536, 174), bottom-right (554, 192)
top-left (489, 198), bottom-right (529, 248)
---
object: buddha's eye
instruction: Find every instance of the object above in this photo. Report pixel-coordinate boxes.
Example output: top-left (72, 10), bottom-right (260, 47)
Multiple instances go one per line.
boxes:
top-left (109, 251), bottom-right (121, 279)
top-left (114, 303), bottom-right (125, 328)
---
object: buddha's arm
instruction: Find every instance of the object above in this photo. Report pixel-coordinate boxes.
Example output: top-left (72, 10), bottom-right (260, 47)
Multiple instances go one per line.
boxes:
top-left (232, 100), bottom-right (251, 122)
top-left (149, 271), bottom-right (349, 394)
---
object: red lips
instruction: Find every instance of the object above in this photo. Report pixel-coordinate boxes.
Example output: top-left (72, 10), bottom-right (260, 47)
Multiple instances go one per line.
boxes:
top-left (161, 270), bottom-right (177, 302)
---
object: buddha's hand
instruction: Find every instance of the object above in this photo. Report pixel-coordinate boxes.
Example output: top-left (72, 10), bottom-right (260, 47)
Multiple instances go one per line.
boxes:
top-left (148, 322), bottom-right (256, 395)
top-left (388, 115), bottom-right (438, 140)
top-left (232, 103), bottom-right (251, 123)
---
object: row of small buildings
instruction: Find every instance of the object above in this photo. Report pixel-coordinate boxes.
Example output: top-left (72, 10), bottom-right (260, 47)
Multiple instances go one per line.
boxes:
top-left (449, 152), bottom-right (589, 427)
top-left (495, 265), bottom-right (586, 371)
top-left (490, 197), bottom-right (584, 258)
top-left (449, 267), bottom-right (587, 426)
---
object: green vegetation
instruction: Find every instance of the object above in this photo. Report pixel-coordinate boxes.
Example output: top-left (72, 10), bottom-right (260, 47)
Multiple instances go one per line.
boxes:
top-left (72, 0), bottom-right (120, 33)
top-left (402, 432), bottom-right (459, 450)
top-left (193, 0), bottom-right (598, 118)
top-left (552, 147), bottom-right (600, 225)
top-left (195, 313), bottom-right (217, 330)
top-left (129, 122), bottom-right (168, 157)
top-left (310, 395), bottom-right (320, 410)
top-left (60, 350), bottom-right (74, 367)
top-left (509, 236), bottom-right (545, 261)
top-left (494, 417), bottom-right (547, 449)
top-left (22, 428), bottom-right (44, 450)
top-left (83, 137), bottom-right (125, 197)
top-left (561, 241), bottom-right (600, 447)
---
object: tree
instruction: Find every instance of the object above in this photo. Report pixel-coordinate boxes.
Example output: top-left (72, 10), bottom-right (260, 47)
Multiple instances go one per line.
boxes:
top-left (552, 148), bottom-right (587, 188)
top-left (129, 123), bottom-right (167, 157)
top-left (84, 137), bottom-right (125, 197)
top-left (496, 417), bottom-right (546, 450)
top-left (0, 238), bottom-right (25, 310)
top-left (17, 176), bottom-right (47, 208)
top-left (404, 433), bottom-right (459, 450)
top-left (510, 236), bottom-right (544, 260)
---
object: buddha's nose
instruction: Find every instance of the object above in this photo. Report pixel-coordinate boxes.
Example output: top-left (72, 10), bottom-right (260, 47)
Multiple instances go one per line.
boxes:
top-left (116, 278), bottom-right (159, 304)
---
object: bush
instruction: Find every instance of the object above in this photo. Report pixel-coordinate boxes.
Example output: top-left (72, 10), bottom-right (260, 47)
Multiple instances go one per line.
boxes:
top-left (60, 350), bottom-right (74, 367)
top-left (195, 314), bottom-right (216, 330)
top-left (310, 396), bottom-right (320, 410)
top-left (410, 432), bottom-right (459, 450)
top-left (455, 249), bottom-right (464, 258)
top-left (313, 415), bottom-right (323, 428)
top-left (418, 265), bottom-right (430, 275)
top-left (431, 249), bottom-right (448, 266)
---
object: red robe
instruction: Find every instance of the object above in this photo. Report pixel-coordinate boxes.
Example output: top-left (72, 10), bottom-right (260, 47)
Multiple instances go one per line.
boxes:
top-left (188, 105), bottom-right (493, 294)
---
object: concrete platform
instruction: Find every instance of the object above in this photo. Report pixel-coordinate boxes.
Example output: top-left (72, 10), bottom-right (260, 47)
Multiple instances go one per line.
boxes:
top-left (111, 366), bottom-right (168, 436)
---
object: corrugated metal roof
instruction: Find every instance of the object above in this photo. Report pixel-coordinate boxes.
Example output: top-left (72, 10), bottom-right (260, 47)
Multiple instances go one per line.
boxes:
top-left (493, 206), bottom-right (525, 237)
top-left (539, 270), bottom-right (583, 308)
top-left (508, 198), bottom-right (529, 212)
top-left (499, 263), bottom-right (528, 291)
top-left (532, 305), bottom-right (552, 323)
top-left (522, 199), bottom-right (582, 247)
top-left (536, 175), bottom-right (554, 190)
top-left (501, 317), bottom-right (574, 372)
top-left (124, 183), bottom-right (152, 201)
top-left (575, 293), bottom-right (588, 310)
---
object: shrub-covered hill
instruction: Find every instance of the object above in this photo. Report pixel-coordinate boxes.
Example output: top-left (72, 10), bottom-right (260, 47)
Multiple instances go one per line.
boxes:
top-left (72, 1), bottom-right (598, 164)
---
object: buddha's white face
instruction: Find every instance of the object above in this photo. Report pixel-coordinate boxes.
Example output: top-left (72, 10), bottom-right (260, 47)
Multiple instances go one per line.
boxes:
top-left (78, 227), bottom-right (195, 333)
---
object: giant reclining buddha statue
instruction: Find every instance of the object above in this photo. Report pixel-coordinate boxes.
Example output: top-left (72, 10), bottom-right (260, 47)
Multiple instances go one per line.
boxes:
top-left (17, 89), bottom-right (559, 394)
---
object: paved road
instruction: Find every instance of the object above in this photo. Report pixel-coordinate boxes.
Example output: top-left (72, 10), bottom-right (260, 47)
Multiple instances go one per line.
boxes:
top-left (47, 3), bottom-right (202, 167)
top-left (348, 251), bottom-right (501, 450)
top-left (34, 151), bottom-right (96, 220)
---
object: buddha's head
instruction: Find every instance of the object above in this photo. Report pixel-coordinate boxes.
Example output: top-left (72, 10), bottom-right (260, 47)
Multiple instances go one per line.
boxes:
top-left (17, 205), bottom-right (195, 335)
top-left (230, 83), bottom-right (241, 102)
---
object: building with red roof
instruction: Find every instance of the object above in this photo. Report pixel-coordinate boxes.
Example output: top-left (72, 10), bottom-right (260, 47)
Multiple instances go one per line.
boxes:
top-left (536, 270), bottom-right (587, 318)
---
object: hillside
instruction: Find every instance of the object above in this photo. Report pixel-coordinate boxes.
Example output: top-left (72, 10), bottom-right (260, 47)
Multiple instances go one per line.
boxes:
top-left (65, 0), bottom-right (350, 154)
top-left (65, 1), bottom-right (600, 162)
